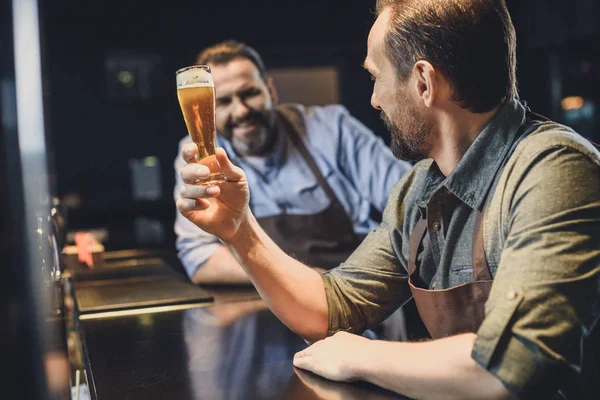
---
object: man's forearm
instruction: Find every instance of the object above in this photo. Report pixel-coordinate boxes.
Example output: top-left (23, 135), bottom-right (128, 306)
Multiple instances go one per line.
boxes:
top-left (191, 246), bottom-right (252, 285)
top-left (360, 333), bottom-right (511, 400)
top-left (225, 214), bottom-right (329, 342)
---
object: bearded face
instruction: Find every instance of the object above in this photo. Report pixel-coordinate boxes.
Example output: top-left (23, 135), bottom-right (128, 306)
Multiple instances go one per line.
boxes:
top-left (380, 87), bottom-right (433, 162)
top-left (220, 106), bottom-right (277, 156)
top-left (211, 58), bottom-right (278, 157)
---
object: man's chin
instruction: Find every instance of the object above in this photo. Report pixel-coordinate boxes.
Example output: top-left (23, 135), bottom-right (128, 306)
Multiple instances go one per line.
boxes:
top-left (231, 137), bottom-right (257, 155)
top-left (232, 132), bottom-right (272, 156)
top-left (391, 140), bottom-right (426, 162)
top-left (394, 152), bottom-right (426, 163)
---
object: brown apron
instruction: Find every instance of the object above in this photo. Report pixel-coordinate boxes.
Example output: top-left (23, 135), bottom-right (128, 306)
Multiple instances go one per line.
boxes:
top-left (407, 108), bottom-right (548, 339)
top-left (408, 209), bottom-right (492, 339)
top-left (254, 107), bottom-right (364, 270)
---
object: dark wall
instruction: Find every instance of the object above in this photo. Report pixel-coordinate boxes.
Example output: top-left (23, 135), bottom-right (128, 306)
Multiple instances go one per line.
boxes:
top-left (512, 0), bottom-right (600, 126)
top-left (39, 0), bottom-right (600, 250)
top-left (40, 0), bottom-right (382, 250)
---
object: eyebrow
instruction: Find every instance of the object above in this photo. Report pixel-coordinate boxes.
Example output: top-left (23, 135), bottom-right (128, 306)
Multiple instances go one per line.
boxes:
top-left (362, 58), bottom-right (371, 71)
top-left (363, 58), bottom-right (378, 75)
top-left (216, 85), bottom-right (260, 102)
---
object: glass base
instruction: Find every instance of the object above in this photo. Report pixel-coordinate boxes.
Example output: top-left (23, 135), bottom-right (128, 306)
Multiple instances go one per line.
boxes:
top-left (194, 173), bottom-right (227, 186)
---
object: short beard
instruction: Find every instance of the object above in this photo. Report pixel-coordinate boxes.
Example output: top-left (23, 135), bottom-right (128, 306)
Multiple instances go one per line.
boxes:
top-left (230, 126), bottom-right (274, 155)
top-left (381, 97), bottom-right (433, 162)
top-left (223, 109), bottom-right (277, 156)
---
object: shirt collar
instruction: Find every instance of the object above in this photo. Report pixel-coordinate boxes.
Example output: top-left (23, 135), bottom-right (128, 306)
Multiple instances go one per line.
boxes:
top-left (415, 98), bottom-right (526, 211)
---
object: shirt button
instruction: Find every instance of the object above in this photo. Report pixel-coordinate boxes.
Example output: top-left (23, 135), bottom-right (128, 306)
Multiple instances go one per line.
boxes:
top-left (432, 283), bottom-right (437, 289)
top-left (506, 290), bottom-right (518, 300)
top-left (432, 221), bottom-right (441, 231)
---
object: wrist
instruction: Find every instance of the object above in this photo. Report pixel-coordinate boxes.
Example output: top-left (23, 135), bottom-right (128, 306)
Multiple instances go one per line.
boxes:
top-left (225, 208), bottom-right (257, 247)
top-left (352, 337), bottom-right (383, 381)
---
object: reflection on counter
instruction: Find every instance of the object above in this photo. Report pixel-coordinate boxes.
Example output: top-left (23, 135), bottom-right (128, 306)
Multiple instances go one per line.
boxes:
top-left (79, 296), bottom-right (410, 399)
top-left (183, 300), bottom-right (305, 399)
top-left (288, 368), bottom-right (402, 400)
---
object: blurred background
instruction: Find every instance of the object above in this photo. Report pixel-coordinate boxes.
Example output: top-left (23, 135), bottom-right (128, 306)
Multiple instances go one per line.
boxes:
top-left (38, 0), bottom-right (600, 252)
top-left (1, 1), bottom-right (599, 398)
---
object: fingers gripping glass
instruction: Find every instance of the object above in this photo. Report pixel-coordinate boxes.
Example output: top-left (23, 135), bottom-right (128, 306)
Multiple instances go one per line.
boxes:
top-left (176, 65), bottom-right (226, 185)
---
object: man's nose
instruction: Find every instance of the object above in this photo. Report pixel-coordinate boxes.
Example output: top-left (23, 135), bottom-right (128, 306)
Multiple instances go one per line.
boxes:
top-left (371, 91), bottom-right (382, 110)
top-left (232, 98), bottom-right (250, 120)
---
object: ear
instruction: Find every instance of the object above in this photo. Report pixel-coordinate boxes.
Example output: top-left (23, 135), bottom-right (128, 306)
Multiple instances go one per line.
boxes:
top-left (412, 61), bottom-right (436, 108)
top-left (266, 76), bottom-right (279, 105)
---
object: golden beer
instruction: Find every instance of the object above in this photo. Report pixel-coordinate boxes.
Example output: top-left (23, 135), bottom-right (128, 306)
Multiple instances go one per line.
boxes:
top-left (176, 65), bottom-right (226, 185)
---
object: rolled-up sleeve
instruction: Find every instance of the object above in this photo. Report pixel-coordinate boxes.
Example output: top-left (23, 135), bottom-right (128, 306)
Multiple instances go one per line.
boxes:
top-left (321, 178), bottom-right (414, 335)
top-left (472, 137), bottom-right (600, 398)
top-left (173, 139), bottom-right (223, 279)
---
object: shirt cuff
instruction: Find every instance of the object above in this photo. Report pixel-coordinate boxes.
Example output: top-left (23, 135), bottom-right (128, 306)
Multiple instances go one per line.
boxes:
top-left (321, 271), bottom-right (367, 336)
top-left (472, 288), bottom-right (524, 367)
top-left (179, 242), bottom-right (222, 278)
top-left (472, 287), bottom-right (568, 399)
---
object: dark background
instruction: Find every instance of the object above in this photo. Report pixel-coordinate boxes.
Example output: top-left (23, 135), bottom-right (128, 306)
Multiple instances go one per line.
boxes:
top-left (38, 0), bottom-right (600, 251)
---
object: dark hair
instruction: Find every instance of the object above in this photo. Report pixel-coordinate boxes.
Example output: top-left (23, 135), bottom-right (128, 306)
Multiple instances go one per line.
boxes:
top-left (196, 40), bottom-right (268, 81)
top-left (376, 0), bottom-right (517, 113)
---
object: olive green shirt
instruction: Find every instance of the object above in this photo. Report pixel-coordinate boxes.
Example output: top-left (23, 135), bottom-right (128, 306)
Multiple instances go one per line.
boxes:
top-left (322, 99), bottom-right (600, 398)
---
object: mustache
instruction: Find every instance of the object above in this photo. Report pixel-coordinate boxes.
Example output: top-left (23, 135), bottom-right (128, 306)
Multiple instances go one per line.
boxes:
top-left (380, 111), bottom-right (395, 132)
top-left (227, 110), bottom-right (268, 130)
top-left (380, 110), bottom-right (390, 124)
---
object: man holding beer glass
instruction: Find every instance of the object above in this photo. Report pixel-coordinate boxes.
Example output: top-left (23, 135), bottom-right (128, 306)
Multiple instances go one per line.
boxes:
top-left (176, 65), bottom-right (226, 186)
top-left (174, 40), bottom-right (412, 286)
top-left (177, 0), bottom-right (599, 398)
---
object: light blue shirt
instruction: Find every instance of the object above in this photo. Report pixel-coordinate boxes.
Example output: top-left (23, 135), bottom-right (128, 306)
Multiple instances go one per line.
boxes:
top-left (174, 104), bottom-right (412, 278)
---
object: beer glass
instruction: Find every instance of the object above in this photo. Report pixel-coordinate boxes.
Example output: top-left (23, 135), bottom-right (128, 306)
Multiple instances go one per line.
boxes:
top-left (176, 65), bottom-right (226, 185)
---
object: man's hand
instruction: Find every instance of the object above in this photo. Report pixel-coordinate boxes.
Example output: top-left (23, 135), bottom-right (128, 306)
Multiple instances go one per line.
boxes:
top-left (176, 144), bottom-right (251, 244)
top-left (293, 331), bottom-right (371, 382)
top-left (294, 332), bottom-right (512, 400)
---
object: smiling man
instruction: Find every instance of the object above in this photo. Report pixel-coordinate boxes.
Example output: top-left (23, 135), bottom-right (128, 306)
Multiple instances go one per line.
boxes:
top-left (174, 40), bottom-right (412, 286)
top-left (176, 1), bottom-right (600, 398)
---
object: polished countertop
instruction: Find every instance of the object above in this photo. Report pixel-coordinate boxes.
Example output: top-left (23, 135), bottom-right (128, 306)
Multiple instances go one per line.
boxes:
top-left (77, 287), bottom-right (409, 399)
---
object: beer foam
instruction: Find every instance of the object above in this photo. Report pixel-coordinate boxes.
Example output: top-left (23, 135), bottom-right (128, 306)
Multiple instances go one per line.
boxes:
top-left (177, 67), bottom-right (214, 88)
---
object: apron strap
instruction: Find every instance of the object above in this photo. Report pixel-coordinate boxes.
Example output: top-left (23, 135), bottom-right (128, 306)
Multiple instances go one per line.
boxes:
top-left (471, 210), bottom-right (492, 281)
top-left (470, 161), bottom-right (501, 281)
top-left (277, 107), bottom-right (340, 204)
top-left (408, 218), bottom-right (428, 276)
